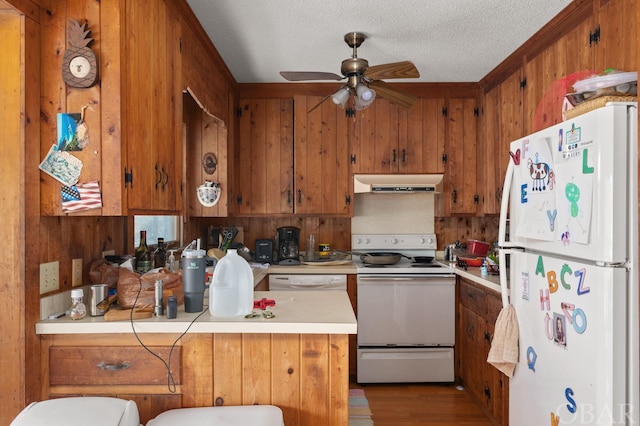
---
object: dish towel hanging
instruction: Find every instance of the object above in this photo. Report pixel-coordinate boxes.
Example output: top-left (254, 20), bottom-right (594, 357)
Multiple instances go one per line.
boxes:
top-left (487, 304), bottom-right (519, 377)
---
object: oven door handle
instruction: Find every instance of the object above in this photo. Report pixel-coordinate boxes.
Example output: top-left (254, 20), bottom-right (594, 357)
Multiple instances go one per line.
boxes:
top-left (358, 275), bottom-right (455, 281)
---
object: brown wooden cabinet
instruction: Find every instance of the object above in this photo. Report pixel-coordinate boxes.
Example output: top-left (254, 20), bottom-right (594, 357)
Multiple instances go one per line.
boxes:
top-left (439, 97), bottom-right (479, 216)
top-left (123, 0), bottom-right (182, 212)
top-left (41, 332), bottom-right (349, 426)
top-left (456, 277), bottom-right (509, 425)
top-left (350, 97), bottom-right (446, 174)
top-left (183, 93), bottom-right (229, 218)
top-left (294, 95), bottom-right (352, 215)
top-left (235, 98), bottom-right (294, 215)
top-left (234, 95), bottom-right (351, 216)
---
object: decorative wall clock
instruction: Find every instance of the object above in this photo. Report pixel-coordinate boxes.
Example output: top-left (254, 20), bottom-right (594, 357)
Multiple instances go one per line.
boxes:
top-left (62, 19), bottom-right (98, 88)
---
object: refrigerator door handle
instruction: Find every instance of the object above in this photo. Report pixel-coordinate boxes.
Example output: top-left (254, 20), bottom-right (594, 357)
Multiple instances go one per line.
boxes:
top-left (498, 154), bottom-right (515, 249)
top-left (498, 156), bottom-right (516, 308)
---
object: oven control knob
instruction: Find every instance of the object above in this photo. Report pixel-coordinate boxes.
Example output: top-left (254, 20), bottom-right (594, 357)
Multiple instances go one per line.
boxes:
top-left (391, 237), bottom-right (398, 244)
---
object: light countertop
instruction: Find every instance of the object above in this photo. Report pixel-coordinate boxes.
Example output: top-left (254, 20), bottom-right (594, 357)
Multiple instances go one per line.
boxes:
top-left (454, 266), bottom-right (505, 294)
top-left (36, 290), bottom-right (357, 336)
top-left (264, 263), bottom-right (357, 274)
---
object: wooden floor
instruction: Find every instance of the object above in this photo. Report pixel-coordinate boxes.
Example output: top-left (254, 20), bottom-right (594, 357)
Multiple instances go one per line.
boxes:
top-left (350, 379), bottom-right (494, 426)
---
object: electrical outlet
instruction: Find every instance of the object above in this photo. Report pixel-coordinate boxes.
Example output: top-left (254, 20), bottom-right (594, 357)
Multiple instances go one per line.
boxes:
top-left (40, 261), bottom-right (60, 294)
top-left (72, 258), bottom-right (83, 287)
top-left (102, 249), bottom-right (115, 258)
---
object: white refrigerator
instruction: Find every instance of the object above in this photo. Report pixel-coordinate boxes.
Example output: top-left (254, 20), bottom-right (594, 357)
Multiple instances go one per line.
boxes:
top-left (498, 102), bottom-right (639, 425)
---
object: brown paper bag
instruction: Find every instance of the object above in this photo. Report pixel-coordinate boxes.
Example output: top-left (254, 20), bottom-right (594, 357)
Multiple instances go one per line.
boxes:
top-left (117, 268), bottom-right (184, 309)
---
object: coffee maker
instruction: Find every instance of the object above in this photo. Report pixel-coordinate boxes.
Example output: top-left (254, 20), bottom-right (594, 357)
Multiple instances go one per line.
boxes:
top-left (276, 226), bottom-right (300, 265)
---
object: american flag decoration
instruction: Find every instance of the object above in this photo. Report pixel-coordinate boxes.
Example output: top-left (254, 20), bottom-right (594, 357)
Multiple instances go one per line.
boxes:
top-left (61, 180), bottom-right (102, 213)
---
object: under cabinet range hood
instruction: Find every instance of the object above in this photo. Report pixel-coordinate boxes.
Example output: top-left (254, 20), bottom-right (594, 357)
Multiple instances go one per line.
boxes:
top-left (354, 174), bottom-right (443, 194)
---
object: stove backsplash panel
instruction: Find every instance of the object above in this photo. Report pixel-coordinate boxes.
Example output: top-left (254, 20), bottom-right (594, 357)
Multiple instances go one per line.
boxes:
top-left (352, 193), bottom-right (435, 235)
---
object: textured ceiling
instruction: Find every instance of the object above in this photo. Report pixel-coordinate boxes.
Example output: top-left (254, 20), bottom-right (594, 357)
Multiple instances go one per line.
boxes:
top-left (186, 0), bottom-right (573, 83)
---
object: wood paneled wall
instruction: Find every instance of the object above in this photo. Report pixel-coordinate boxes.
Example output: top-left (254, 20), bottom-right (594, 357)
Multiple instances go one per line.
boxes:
top-left (188, 216), bottom-right (498, 253)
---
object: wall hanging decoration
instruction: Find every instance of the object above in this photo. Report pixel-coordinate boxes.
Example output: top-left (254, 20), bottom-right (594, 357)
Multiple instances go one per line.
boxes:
top-left (196, 181), bottom-right (221, 207)
top-left (62, 19), bottom-right (98, 88)
top-left (202, 152), bottom-right (217, 174)
top-left (61, 180), bottom-right (102, 213)
top-left (38, 145), bottom-right (83, 186)
top-left (56, 105), bottom-right (90, 151)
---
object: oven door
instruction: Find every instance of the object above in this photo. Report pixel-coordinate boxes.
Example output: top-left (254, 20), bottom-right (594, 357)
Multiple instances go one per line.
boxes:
top-left (357, 274), bottom-right (455, 346)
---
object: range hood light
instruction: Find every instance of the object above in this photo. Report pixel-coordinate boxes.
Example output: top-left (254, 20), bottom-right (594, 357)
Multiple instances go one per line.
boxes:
top-left (354, 174), bottom-right (444, 194)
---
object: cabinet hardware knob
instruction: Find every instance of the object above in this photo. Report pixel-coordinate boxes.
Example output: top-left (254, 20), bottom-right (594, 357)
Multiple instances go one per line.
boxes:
top-left (215, 397), bottom-right (224, 406)
top-left (97, 361), bottom-right (130, 371)
top-left (392, 149), bottom-right (397, 163)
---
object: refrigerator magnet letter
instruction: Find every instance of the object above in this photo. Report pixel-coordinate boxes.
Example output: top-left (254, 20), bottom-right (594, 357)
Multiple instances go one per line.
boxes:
top-left (565, 388), bottom-right (577, 413)
top-left (526, 346), bottom-right (537, 371)
top-left (575, 268), bottom-right (590, 295)
top-left (582, 148), bottom-right (594, 174)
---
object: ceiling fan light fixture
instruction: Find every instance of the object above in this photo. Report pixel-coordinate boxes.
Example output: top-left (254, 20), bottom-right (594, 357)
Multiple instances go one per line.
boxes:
top-left (355, 85), bottom-right (376, 110)
top-left (356, 83), bottom-right (374, 101)
top-left (331, 86), bottom-right (350, 108)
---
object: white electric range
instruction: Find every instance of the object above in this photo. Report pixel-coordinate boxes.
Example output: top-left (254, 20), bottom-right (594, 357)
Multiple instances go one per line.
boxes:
top-left (353, 233), bottom-right (456, 384)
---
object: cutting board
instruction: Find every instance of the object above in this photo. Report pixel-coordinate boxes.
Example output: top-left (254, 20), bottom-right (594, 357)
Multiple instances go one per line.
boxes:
top-left (104, 307), bottom-right (153, 321)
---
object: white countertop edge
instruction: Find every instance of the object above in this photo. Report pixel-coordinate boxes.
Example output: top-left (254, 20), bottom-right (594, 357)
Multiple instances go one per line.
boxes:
top-left (454, 267), bottom-right (503, 294)
top-left (36, 321), bottom-right (357, 335)
top-left (37, 291), bottom-right (357, 335)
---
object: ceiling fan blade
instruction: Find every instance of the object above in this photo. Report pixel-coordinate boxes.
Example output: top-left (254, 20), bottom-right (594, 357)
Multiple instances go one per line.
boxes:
top-left (368, 80), bottom-right (416, 109)
top-left (364, 61), bottom-right (420, 80)
top-left (280, 71), bottom-right (344, 81)
top-left (308, 93), bottom-right (334, 113)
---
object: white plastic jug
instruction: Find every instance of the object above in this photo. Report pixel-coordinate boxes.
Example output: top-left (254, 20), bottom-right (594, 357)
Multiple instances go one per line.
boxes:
top-left (209, 249), bottom-right (254, 318)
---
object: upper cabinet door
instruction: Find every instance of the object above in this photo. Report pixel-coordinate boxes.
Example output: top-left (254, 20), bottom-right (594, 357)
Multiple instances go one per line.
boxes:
top-left (443, 98), bottom-right (478, 216)
top-left (351, 97), bottom-right (446, 174)
top-left (398, 98), bottom-right (446, 174)
top-left (350, 98), bottom-right (400, 174)
top-left (184, 92), bottom-right (229, 218)
top-left (294, 95), bottom-right (352, 216)
top-left (125, 0), bottom-right (182, 212)
top-left (235, 98), bottom-right (294, 215)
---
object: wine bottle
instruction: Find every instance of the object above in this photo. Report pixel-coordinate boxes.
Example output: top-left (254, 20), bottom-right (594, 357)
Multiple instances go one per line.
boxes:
top-left (135, 230), bottom-right (152, 273)
top-left (153, 237), bottom-right (167, 269)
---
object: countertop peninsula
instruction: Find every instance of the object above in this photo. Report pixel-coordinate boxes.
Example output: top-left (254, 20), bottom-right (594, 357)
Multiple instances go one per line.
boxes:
top-left (36, 290), bottom-right (357, 335)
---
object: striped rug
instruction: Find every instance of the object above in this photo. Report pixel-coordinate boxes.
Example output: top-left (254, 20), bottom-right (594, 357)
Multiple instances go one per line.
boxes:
top-left (349, 388), bottom-right (374, 425)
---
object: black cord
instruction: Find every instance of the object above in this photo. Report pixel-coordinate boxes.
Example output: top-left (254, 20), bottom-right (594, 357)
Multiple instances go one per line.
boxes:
top-left (130, 276), bottom-right (209, 393)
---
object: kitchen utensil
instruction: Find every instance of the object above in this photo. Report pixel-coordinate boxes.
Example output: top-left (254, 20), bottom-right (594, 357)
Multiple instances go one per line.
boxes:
top-left (412, 256), bottom-right (435, 264)
top-left (104, 307), bottom-right (153, 321)
top-left (220, 227), bottom-right (239, 252)
top-left (335, 250), bottom-right (411, 265)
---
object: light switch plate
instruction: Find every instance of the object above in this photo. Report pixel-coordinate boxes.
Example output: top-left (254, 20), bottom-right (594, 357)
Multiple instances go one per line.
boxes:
top-left (40, 261), bottom-right (60, 294)
top-left (71, 258), bottom-right (83, 287)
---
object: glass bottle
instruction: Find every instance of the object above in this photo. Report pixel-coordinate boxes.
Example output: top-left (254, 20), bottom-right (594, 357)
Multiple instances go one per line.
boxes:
top-left (69, 288), bottom-right (86, 320)
top-left (153, 237), bottom-right (167, 269)
top-left (135, 230), bottom-right (152, 273)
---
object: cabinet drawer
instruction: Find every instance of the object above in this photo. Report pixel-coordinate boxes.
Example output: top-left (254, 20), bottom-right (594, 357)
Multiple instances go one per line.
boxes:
top-left (49, 346), bottom-right (181, 386)
top-left (459, 280), bottom-right (487, 314)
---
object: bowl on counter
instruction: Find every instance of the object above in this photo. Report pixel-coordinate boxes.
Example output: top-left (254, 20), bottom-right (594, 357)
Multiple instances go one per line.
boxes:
top-left (458, 256), bottom-right (483, 267)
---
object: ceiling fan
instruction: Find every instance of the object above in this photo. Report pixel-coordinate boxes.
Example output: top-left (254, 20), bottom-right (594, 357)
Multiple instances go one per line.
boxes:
top-left (280, 32), bottom-right (420, 112)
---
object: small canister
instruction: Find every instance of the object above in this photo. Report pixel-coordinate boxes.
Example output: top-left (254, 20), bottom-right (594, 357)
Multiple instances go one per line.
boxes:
top-left (318, 243), bottom-right (331, 259)
top-left (89, 284), bottom-right (109, 317)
